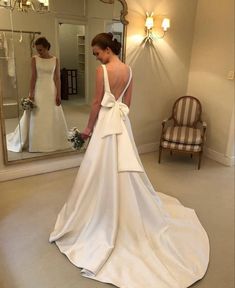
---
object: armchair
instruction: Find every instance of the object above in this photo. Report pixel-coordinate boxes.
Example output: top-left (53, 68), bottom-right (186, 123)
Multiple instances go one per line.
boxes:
top-left (158, 96), bottom-right (207, 169)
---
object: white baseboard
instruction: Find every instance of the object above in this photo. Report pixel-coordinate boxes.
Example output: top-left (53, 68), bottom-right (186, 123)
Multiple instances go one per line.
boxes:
top-left (0, 154), bottom-right (83, 182)
top-left (204, 147), bottom-right (235, 166)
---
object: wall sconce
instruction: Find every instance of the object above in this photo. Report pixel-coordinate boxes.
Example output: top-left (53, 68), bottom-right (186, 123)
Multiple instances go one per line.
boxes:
top-left (145, 12), bottom-right (154, 39)
top-left (145, 12), bottom-right (170, 41)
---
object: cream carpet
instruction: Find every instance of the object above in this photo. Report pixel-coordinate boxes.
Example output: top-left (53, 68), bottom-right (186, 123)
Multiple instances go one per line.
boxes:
top-left (0, 153), bottom-right (234, 288)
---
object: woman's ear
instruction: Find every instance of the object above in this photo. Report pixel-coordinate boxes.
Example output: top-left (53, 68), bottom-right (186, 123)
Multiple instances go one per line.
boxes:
top-left (106, 47), bottom-right (111, 54)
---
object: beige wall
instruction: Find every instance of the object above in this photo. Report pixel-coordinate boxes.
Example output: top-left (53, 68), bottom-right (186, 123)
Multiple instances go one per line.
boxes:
top-left (0, 0), bottom-right (233, 181)
top-left (126, 0), bottom-right (198, 146)
top-left (187, 0), bottom-right (234, 164)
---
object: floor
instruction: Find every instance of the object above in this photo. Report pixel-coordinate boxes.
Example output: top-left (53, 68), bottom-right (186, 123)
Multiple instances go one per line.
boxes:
top-left (0, 152), bottom-right (234, 288)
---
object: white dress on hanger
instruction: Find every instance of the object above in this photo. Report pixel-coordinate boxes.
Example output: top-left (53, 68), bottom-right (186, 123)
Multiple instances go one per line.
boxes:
top-left (7, 55), bottom-right (70, 152)
top-left (49, 65), bottom-right (209, 288)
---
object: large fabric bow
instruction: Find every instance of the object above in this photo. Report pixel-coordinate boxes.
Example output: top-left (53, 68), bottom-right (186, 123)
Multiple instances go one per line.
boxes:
top-left (100, 92), bottom-right (144, 173)
top-left (101, 92), bottom-right (129, 138)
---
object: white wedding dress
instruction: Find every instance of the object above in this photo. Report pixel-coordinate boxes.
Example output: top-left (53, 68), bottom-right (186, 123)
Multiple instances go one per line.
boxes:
top-left (49, 65), bottom-right (209, 288)
top-left (7, 55), bottom-right (70, 152)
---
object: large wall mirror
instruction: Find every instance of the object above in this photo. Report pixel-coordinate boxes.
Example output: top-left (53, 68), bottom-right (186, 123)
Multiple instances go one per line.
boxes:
top-left (0, 0), bottom-right (128, 165)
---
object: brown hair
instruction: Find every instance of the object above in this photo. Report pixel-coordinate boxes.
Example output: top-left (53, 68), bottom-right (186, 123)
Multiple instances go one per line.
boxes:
top-left (35, 37), bottom-right (51, 50)
top-left (91, 32), bottom-right (121, 55)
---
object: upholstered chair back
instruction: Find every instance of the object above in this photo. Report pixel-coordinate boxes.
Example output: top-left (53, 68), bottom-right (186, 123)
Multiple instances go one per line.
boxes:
top-left (173, 96), bottom-right (202, 127)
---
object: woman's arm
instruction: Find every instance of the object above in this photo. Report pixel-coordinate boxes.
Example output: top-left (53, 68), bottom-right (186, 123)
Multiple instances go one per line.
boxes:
top-left (82, 65), bottom-right (104, 137)
top-left (122, 77), bottom-right (133, 108)
top-left (54, 57), bottom-right (61, 106)
top-left (29, 57), bottom-right (37, 101)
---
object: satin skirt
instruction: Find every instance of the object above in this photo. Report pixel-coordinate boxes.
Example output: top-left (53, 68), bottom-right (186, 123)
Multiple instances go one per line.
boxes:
top-left (49, 111), bottom-right (209, 288)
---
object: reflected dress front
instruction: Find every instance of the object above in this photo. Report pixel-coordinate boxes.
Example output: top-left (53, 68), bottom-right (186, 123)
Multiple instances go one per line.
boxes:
top-left (7, 55), bottom-right (70, 152)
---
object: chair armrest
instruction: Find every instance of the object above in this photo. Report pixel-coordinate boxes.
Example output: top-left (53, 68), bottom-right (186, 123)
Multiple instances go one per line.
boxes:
top-left (202, 121), bottom-right (207, 129)
top-left (197, 120), bottom-right (207, 129)
top-left (199, 121), bottom-right (207, 134)
top-left (197, 121), bottom-right (207, 143)
top-left (161, 117), bottom-right (173, 128)
top-left (202, 122), bottom-right (207, 140)
top-left (160, 117), bottom-right (173, 142)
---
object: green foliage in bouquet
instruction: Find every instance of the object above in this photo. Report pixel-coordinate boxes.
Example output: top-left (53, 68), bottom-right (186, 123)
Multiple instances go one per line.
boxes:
top-left (68, 127), bottom-right (85, 150)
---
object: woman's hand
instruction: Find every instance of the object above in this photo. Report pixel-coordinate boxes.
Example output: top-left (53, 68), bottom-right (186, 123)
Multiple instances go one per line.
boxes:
top-left (82, 127), bottom-right (92, 140)
top-left (56, 96), bottom-right (61, 106)
top-left (29, 94), bottom-right (34, 102)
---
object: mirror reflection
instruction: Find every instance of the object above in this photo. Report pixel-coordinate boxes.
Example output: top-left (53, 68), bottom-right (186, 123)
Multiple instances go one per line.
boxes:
top-left (6, 36), bottom-right (71, 154)
top-left (0, 0), bottom-right (127, 164)
top-left (58, 23), bottom-right (90, 134)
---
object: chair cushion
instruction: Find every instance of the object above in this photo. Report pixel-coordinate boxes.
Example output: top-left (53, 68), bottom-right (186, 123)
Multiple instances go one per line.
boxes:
top-left (163, 126), bottom-right (202, 145)
top-left (161, 141), bottom-right (201, 152)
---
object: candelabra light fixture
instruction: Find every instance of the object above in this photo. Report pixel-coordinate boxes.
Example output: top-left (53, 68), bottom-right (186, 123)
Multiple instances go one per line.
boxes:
top-left (145, 12), bottom-right (170, 42)
top-left (0, 0), bottom-right (49, 12)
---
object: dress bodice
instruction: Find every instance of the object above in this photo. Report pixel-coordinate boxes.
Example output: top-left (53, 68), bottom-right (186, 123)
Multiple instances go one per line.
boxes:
top-left (35, 55), bottom-right (56, 81)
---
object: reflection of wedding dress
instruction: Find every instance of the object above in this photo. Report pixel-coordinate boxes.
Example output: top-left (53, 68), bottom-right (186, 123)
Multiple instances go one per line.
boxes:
top-left (7, 55), bottom-right (70, 152)
top-left (49, 65), bottom-right (209, 288)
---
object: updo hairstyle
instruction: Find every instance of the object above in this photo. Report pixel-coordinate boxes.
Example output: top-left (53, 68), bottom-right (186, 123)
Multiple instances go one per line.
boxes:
top-left (34, 37), bottom-right (51, 50)
top-left (91, 32), bottom-right (121, 55)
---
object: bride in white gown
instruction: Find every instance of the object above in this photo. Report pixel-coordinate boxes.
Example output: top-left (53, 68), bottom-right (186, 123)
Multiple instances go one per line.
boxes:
top-left (7, 37), bottom-right (70, 153)
top-left (49, 33), bottom-right (209, 288)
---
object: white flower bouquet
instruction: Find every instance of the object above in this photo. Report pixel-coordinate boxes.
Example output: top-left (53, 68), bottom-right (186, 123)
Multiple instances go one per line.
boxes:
top-left (21, 98), bottom-right (36, 111)
top-left (68, 127), bottom-right (85, 150)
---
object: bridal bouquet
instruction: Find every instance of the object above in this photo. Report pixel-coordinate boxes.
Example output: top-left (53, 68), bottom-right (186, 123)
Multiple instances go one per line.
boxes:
top-left (68, 127), bottom-right (85, 150)
top-left (21, 98), bottom-right (36, 111)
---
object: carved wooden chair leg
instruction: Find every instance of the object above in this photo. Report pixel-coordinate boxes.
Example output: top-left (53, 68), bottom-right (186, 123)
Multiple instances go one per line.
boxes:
top-left (190, 153), bottom-right (193, 158)
top-left (170, 150), bottom-right (173, 156)
top-left (198, 151), bottom-right (202, 170)
top-left (158, 147), bottom-right (162, 163)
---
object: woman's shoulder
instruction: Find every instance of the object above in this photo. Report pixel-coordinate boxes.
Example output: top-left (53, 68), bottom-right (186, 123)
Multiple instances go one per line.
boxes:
top-left (120, 63), bottom-right (132, 75)
top-left (106, 61), bottom-right (130, 70)
top-left (96, 64), bottom-right (104, 73)
top-left (118, 62), bottom-right (131, 71)
top-left (31, 55), bottom-right (37, 63)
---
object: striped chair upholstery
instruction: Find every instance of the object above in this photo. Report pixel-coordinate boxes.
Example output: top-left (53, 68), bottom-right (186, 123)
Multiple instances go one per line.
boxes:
top-left (158, 96), bottom-right (206, 169)
top-left (161, 141), bottom-right (201, 152)
top-left (163, 126), bottom-right (202, 144)
top-left (173, 97), bottom-right (201, 126)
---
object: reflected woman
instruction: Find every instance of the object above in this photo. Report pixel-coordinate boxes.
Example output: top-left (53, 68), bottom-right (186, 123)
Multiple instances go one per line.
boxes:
top-left (7, 37), bottom-right (70, 152)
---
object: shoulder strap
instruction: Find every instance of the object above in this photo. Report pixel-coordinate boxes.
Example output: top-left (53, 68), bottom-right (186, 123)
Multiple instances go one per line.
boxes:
top-left (101, 64), bottom-right (110, 92)
top-left (120, 66), bottom-right (132, 98)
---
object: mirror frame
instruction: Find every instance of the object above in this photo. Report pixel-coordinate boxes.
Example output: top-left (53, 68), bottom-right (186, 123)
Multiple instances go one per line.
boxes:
top-left (0, 0), bottom-right (129, 165)
top-left (100, 0), bottom-right (129, 62)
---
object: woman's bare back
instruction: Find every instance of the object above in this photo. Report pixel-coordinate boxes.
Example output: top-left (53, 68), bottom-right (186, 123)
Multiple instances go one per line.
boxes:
top-left (105, 62), bottom-right (130, 100)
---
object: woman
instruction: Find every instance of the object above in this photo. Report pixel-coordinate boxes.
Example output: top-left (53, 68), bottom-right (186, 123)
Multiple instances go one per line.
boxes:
top-left (7, 37), bottom-right (70, 152)
top-left (49, 33), bottom-right (209, 288)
